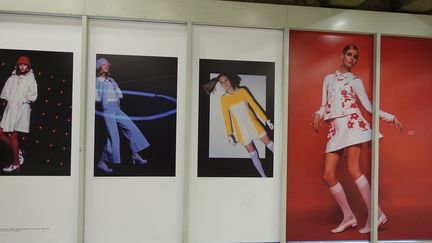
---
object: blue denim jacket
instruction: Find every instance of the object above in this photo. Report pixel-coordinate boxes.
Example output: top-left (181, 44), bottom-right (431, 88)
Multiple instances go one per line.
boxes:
top-left (96, 76), bottom-right (123, 109)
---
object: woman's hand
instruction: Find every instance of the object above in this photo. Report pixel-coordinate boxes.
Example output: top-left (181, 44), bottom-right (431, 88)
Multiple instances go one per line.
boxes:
top-left (266, 120), bottom-right (274, 130)
top-left (228, 134), bottom-right (238, 146)
top-left (393, 117), bottom-right (404, 134)
top-left (311, 113), bottom-right (322, 133)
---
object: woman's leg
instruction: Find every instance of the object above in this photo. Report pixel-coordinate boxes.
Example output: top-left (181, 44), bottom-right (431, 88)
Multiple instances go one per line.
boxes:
top-left (324, 150), bottom-right (357, 233)
top-left (346, 144), bottom-right (387, 233)
top-left (0, 128), bottom-right (24, 165)
top-left (102, 110), bottom-right (121, 164)
top-left (0, 128), bottom-right (11, 147)
top-left (0, 128), bottom-right (24, 164)
top-left (244, 142), bottom-right (266, 177)
top-left (117, 109), bottom-right (149, 164)
top-left (346, 144), bottom-right (363, 179)
top-left (259, 134), bottom-right (274, 152)
top-left (97, 109), bottom-right (119, 173)
top-left (9, 132), bottom-right (19, 166)
top-left (2, 131), bottom-right (22, 172)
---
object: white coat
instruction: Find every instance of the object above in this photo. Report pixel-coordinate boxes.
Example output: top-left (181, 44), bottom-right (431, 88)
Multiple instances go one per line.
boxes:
top-left (0, 69), bottom-right (38, 133)
top-left (316, 71), bottom-right (394, 122)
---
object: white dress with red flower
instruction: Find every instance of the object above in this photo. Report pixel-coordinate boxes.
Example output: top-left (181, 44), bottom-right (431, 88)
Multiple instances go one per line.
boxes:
top-left (316, 71), bottom-right (394, 153)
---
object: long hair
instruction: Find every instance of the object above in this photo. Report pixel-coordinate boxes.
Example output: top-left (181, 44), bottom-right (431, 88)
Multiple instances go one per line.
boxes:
top-left (202, 73), bottom-right (242, 95)
top-left (217, 73), bottom-right (241, 88)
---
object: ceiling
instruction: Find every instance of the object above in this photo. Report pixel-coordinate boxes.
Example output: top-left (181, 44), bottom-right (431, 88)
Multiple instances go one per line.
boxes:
top-left (223, 0), bottom-right (432, 15)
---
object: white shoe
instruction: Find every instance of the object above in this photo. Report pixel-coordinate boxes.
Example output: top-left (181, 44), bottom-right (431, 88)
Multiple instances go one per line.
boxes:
top-left (359, 213), bottom-right (388, 234)
top-left (19, 150), bottom-right (24, 165)
top-left (331, 217), bottom-right (357, 233)
top-left (97, 160), bottom-right (113, 173)
top-left (3, 164), bottom-right (21, 172)
top-left (132, 153), bottom-right (147, 165)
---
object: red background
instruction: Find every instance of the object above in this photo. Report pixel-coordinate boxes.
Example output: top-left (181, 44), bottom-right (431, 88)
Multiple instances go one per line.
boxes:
top-left (286, 31), bottom-right (432, 241)
top-left (379, 36), bottom-right (432, 240)
top-left (286, 31), bottom-right (374, 241)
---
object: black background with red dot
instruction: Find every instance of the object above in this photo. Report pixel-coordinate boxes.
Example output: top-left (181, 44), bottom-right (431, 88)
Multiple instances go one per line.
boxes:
top-left (0, 49), bottom-right (73, 176)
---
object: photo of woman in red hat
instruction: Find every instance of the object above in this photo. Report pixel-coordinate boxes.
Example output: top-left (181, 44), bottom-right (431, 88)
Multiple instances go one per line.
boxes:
top-left (0, 56), bottom-right (38, 172)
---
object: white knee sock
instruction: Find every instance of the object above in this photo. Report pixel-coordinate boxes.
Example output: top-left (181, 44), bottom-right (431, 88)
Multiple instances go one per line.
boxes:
top-left (250, 151), bottom-right (266, 177)
top-left (266, 141), bottom-right (274, 152)
top-left (329, 182), bottom-right (355, 220)
top-left (355, 174), bottom-right (383, 229)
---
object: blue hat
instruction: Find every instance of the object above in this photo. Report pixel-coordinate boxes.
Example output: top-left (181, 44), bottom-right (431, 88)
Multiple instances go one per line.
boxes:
top-left (96, 58), bottom-right (110, 69)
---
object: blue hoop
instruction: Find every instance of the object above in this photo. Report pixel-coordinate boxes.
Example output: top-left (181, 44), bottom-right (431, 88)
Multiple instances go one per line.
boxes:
top-left (96, 90), bottom-right (176, 121)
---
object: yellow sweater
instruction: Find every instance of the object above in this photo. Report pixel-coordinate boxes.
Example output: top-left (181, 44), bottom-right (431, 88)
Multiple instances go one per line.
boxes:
top-left (220, 87), bottom-right (267, 144)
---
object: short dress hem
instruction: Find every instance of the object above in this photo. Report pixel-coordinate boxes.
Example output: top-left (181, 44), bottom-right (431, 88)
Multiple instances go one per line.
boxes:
top-left (325, 112), bottom-right (382, 153)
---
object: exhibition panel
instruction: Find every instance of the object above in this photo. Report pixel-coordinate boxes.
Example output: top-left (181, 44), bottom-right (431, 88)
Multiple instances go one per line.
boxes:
top-left (0, 14), bottom-right (82, 243)
top-left (287, 30), bottom-right (374, 242)
top-left (84, 19), bottom-right (187, 243)
top-left (189, 25), bottom-right (283, 243)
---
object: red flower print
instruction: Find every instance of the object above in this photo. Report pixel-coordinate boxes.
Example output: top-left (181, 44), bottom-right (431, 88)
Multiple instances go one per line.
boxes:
top-left (350, 103), bottom-right (358, 108)
top-left (359, 120), bottom-right (367, 129)
top-left (328, 124), bottom-right (336, 140)
top-left (348, 121), bottom-right (354, 129)
top-left (350, 114), bottom-right (359, 120)
top-left (341, 90), bottom-right (347, 96)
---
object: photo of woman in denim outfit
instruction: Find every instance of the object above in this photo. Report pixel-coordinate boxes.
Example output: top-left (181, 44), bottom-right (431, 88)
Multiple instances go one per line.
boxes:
top-left (95, 58), bottom-right (149, 173)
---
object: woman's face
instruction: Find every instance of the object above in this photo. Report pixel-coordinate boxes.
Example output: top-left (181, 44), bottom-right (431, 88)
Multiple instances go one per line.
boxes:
top-left (219, 75), bottom-right (232, 91)
top-left (100, 63), bottom-right (110, 74)
top-left (18, 63), bottom-right (29, 73)
top-left (341, 48), bottom-right (359, 70)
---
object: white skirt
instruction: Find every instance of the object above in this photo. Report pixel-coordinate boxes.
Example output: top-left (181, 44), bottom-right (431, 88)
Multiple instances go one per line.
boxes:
top-left (326, 113), bottom-right (381, 153)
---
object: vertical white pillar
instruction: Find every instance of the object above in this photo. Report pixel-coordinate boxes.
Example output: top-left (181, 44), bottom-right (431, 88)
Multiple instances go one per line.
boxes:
top-left (182, 21), bottom-right (193, 243)
top-left (78, 14), bottom-right (88, 243)
top-left (280, 27), bottom-right (289, 243)
top-left (371, 32), bottom-right (381, 243)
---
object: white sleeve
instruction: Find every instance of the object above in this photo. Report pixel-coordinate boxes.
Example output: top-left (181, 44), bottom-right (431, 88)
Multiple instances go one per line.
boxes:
top-left (0, 76), bottom-right (13, 101)
top-left (315, 75), bottom-right (328, 118)
top-left (116, 86), bottom-right (123, 99)
top-left (112, 80), bottom-right (123, 99)
top-left (352, 78), bottom-right (395, 122)
top-left (95, 80), bottom-right (102, 102)
top-left (22, 80), bottom-right (38, 104)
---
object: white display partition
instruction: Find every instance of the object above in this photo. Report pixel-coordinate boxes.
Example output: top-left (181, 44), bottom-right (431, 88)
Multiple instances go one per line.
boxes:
top-left (85, 19), bottom-right (187, 243)
top-left (189, 25), bottom-right (283, 243)
top-left (0, 14), bottom-right (81, 243)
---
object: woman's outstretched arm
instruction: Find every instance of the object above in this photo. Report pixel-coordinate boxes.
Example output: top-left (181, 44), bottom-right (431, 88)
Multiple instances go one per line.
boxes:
top-left (353, 78), bottom-right (403, 133)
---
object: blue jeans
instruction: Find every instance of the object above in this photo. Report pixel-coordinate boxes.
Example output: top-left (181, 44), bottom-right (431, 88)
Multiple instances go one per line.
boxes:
top-left (100, 102), bottom-right (149, 164)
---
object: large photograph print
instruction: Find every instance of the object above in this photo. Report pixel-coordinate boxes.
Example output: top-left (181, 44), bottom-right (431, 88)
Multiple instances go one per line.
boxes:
top-left (0, 49), bottom-right (73, 176)
top-left (94, 54), bottom-right (177, 176)
top-left (287, 31), bottom-right (376, 241)
top-left (198, 59), bottom-right (274, 177)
